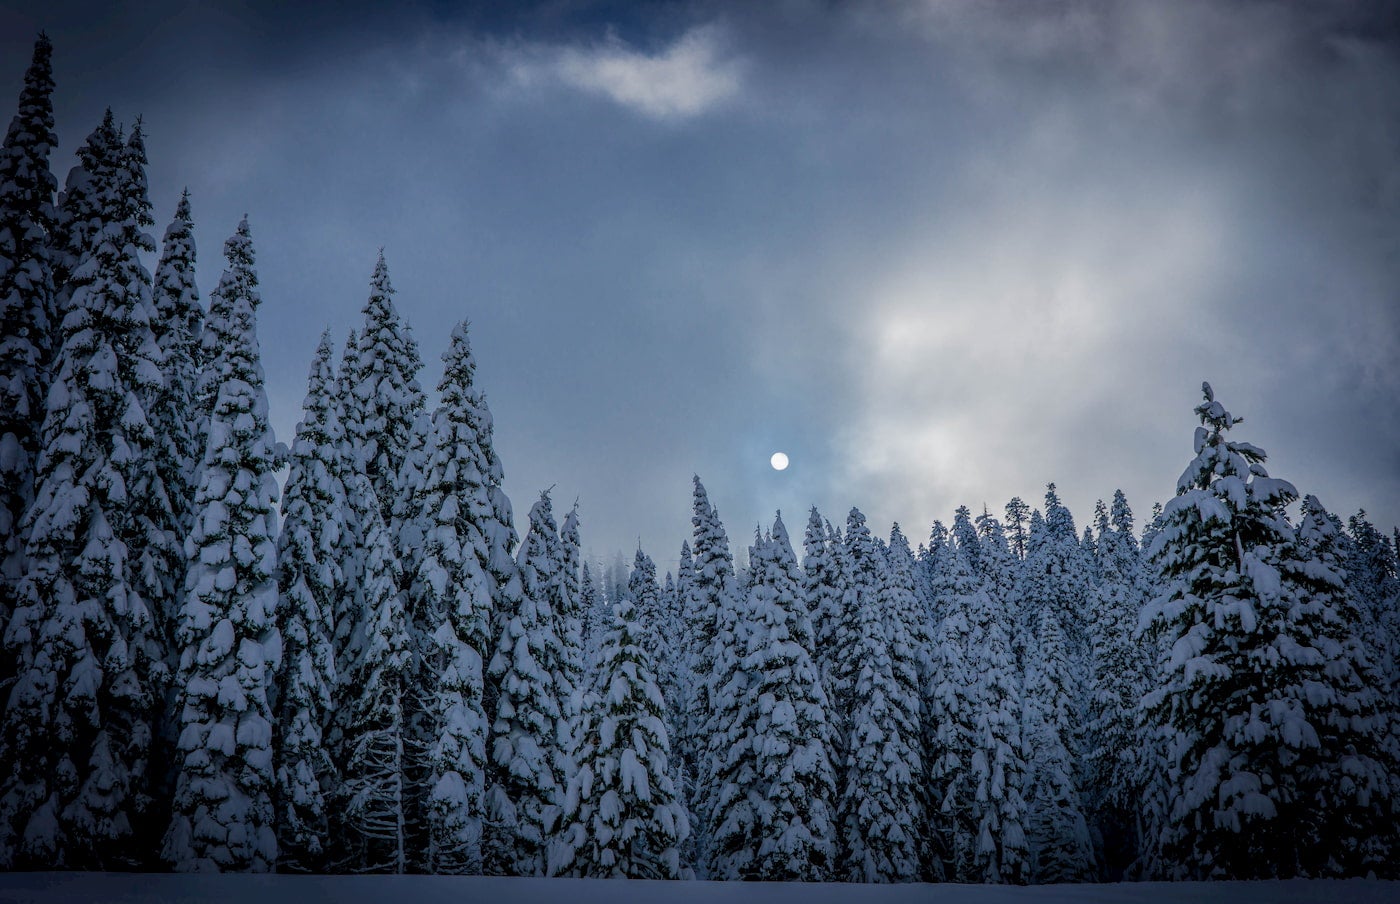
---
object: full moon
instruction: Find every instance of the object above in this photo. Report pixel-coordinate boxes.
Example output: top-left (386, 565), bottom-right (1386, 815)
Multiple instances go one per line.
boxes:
top-left (770, 452), bottom-right (789, 471)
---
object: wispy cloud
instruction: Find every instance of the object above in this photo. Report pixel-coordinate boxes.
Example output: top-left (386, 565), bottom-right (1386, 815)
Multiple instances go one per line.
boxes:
top-left (509, 25), bottom-right (743, 120)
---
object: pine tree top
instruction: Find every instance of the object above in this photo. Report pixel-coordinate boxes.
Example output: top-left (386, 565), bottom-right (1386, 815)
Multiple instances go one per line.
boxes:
top-left (1, 32), bottom-right (57, 211)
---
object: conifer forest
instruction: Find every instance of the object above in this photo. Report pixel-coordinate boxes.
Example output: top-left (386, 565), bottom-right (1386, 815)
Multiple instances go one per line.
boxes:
top-left (0, 32), bottom-right (1398, 888)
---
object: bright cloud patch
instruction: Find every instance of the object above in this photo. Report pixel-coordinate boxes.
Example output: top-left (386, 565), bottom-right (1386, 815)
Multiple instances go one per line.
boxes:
top-left (552, 26), bottom-right (742, 119)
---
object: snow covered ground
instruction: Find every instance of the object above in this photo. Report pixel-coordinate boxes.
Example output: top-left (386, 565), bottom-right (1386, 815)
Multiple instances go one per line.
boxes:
top-left (1, 875), bottom-right (1397, 904)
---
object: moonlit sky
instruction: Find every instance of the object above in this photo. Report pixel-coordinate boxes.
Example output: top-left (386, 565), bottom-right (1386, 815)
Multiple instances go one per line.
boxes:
top-left (3, 1), bottom-right (1398, 571)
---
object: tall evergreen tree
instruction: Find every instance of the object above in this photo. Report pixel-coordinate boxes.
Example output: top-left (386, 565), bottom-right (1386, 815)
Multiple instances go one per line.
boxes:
top-left (837, 509), bottom-right (920, 882)
top-left (695, 527), bottom-right (753, 880)
top-left (1085, 489), bottom-right (1149, 879)
top-left (1141, 383), bottom-right (1397, 879)
top-left (1004, 497), bottom-right (1030, 561)
top-left (743, 514), bottom-right (836, 879)
top-left (1345, 510), bottom-right (1399, 690)
top-left (555, 502), bottom-right (586, 759)
top-left (163, 218), bottom-right (281, 873)
top-left (51, 110), bottom-right (118, 328)
top-left (1022, 604), bottom-right (1095, 882)
top-left (342, 251), bottom-right (424, 533)
top-left (401, 323), bottom-right (501, 875)
top-left (1291, 496), bottom-right (1399, 877)
top-left (148, 190), bottom-right (202, 539)
top-left (0, 34), bottom-right (57, 641)
top-left (335, 468), bottom-right (411, 874)
top-left (881, 522), bottom-right (931, 873)
top-left (272, 333), bottom-right (345, 872)
top-left (485, 493), bottom-right (564, 877)
top-left (549, 596), bottom-right (688, 879)
top-left (328, 329), bottom-right (363, 701)
top-left (682, 476), bottom-right (737, 872)
top-left (926, 540), bottom-right (981, 882)
top-left (0, 113), bottom-right (167, 870)
top-left (579, 561), bottom-right (605, 663)
top-left (802, 508), bottom-right (845, 730)
top-left (967, 544), bottom-right (1030, 884)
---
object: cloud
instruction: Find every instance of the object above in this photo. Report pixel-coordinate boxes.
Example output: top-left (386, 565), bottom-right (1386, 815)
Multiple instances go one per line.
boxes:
top-left (512, 24), bottom-right (743, 120)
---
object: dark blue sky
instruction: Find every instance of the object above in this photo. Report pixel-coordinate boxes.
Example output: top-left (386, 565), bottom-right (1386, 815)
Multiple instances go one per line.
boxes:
top-left (4, 0), bottom-right (1398, 569)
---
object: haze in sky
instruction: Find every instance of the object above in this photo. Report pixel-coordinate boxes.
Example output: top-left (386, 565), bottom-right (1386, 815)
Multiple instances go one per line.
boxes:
top-left (3, 0), bottom-right (1396, 565)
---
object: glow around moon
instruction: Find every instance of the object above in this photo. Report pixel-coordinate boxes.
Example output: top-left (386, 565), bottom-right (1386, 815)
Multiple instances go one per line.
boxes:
top-left (770, 451), bottom-right (789, 471)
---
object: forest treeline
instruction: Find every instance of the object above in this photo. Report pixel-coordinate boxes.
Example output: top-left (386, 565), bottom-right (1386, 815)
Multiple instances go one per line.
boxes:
top-left (1, 36), bottom-right (1397, 882)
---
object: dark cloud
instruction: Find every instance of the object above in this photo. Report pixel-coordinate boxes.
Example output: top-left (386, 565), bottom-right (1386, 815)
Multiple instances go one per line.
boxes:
top-left (2, 0), bottom-right (1397, 566)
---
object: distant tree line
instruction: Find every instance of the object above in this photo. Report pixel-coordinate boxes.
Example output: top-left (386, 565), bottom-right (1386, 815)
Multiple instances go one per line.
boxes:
top-left (0, 36), bottom-right (1396, 881)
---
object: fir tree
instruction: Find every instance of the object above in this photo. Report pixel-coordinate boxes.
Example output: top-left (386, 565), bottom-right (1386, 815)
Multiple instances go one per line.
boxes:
top-left (1022, 605), bottom-right (1095, 882)
top-left (272, 333), bottom-right (345, 872)
top-left (1141, 383), bottom-right (1396, 879)
top-left (743, 514), bottom-right (836, 880)
top-left (0, 113), bottom-right (167, 870)
top-left (837, 509), bottom-right (921, 882)
top-left (1085, 489), bottom-right (1149, 879)
top-left (148, 190), bottom-right (202, 540)
top-left (881, 522), bottom-right (931, 874)
top-left (802, 508), bottom-right (845, 732)
top-left (1291, 497), bottom-right (1399, 877)
top-left (0, 34), bottom-right (57, 641)
top-left (51, 110), bottom-right (119, 327)
top-left (579, 561), bottom-right (604, 663)
top-left (163, 218), bottom-right (281, 873)
top-left (328, 329), bottom-right (363, 690)
top-left (336, 468), bottom-right (411, 873)
top-left (342, 251), bottom-right (424, 532)
top-left (485, 493), bottom-right (564, 877)
top-left (549, 596), bottom-right (688, 879)
top-left (402, 322), bottom-right (500, 875)
top-left (967, 543), bottom-right (1030, 884)
top-left (1004, 497), bottom-right (1030, 560)
top-left (1345, 510), bottom-right (1399, 690)
top-left (555, 503), bottom-right (586, 760)
top-left (683, 476), bottom-right (738, 872)
top-left (695, 523), bottom-right (753, 881)
top-left (926, 540), bottom-right (981, 882)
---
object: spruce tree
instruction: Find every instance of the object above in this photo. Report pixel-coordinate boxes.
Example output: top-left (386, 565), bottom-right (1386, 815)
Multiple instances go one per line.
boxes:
top-left (926, 540), bottom-right (981, 882)
top-left (148, 189), bottom-right (202, 537)
top-left (628, 544), bottom-right (684, 776)
top-left (335, 468), bottom-right (411, 874)
top-left (1291, 497), bottom-right (1399, 877)
top-left (683, 476), bottom-right (738, 872)
top-left (342, 251), bottom-right (424, 532)
top-left (555, 503), bottom-right (586, 759)
top-left (967, 544), bottom-right (1030, 884)
top-left (743, 514), bottom-right (837, 880)
top-left (881, 523), bottom-right (931, 874)
top-left (163, 218), bottom-right (281, 873)
top-left (1141, 383), bottom-right (1396, 879)
top-left (1345, 510), bottom-right (1399, 691)
top-left (485, 493), bottom-right (564, 876)
top-left (1004, 498), bottom-right (1030, 561)
top-left (695, 525), bottom-right (753, 880)
top-left (1022, 605), bottom-right (1095, 882)
top-left (0, 34), bottom-right (57, 640)
top-left (51, 110), bottom-right (119, 327)
top-left (1085, 489), bottom-right (1149, 879)
top-left (551, 598), bottom-right (694, 884)
top-left (549, 596), bottom-right (688, 879)
top-left (402, 322), bottom-right (500, 875)
top-left (801, 508), bottom-right (845, 731)
top-left (838, 510), bottom-right (920, 882)
top-left (328, 329), bottom-right (363, 694)
top-left (579, 561), bottom-right (604, 663)
top-left (272, 333), bottom-right (346, 872)
top-left (0, 113), bottom-right (167, 870)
